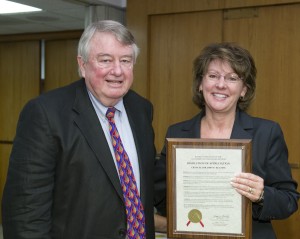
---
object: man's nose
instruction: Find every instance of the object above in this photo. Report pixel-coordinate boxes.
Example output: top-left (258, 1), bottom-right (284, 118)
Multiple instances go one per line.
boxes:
top-left (109, 61), bottom-right (123, 75)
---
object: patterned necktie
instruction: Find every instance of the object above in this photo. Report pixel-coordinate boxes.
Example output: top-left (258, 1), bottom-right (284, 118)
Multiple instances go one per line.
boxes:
top-left (106, 107), bottom-right (146, 239)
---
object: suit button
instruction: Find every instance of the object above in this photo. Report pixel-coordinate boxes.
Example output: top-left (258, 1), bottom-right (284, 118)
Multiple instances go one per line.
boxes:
top-left (119, 228), bottom-right (127, 237)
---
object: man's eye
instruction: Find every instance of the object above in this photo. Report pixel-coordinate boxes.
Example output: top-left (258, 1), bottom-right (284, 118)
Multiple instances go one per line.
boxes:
top-left (99, 59), bottom-right (111, 63)
top-left (121, 59), bottom-right (132, 64)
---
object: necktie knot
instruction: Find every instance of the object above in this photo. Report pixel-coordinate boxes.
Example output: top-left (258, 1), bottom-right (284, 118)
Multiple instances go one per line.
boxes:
top-left (106, 107), bottom-right (116, 120)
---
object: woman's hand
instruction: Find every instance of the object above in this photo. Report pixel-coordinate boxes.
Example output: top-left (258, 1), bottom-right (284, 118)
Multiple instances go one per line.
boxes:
top-left (230, 172), bottom-right (264, 203)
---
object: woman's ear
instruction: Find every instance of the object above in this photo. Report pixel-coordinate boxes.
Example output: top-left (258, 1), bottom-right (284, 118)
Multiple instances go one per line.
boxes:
top-left (241, 85), bottom-right (247, 97)
top-left (199, 84), bottom-right (203, 92)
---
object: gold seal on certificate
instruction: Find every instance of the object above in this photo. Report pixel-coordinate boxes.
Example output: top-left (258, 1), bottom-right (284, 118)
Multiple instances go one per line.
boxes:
top-left (187, 209), bottom-right (204, 227)
top-left (166, 138), bottom-right (252, 239)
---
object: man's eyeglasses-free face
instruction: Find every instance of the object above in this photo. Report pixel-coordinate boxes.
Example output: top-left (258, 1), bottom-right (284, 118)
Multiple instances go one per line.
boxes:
top-left (95, 54), bottom-right (134, 69)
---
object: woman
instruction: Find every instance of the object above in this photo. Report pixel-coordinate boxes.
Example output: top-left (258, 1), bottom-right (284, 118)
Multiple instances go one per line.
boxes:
top-left (154, 42), bottom-right (299, 238)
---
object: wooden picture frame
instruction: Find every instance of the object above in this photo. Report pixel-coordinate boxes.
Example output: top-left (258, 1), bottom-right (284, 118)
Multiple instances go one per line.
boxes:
top-left (166, 138), bottom-right (252, 239)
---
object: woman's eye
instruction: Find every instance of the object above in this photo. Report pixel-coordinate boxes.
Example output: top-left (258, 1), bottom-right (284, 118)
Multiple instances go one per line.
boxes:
top-left (209, 74), bottom-right (218, 78)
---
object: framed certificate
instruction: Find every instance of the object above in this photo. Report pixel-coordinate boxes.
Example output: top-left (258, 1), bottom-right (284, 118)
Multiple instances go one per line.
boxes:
top-left (166, 138), bottom-right (252, 239)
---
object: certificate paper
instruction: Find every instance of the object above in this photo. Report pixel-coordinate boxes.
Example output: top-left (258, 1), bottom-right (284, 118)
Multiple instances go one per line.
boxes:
top-left (166, 139), bottom-right (252, 239)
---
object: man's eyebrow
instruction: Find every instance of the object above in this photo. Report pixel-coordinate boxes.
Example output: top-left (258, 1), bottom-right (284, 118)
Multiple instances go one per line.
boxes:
top-left (96, 53), bottom-right (112, 57)
top-left (121, 54), bottom-right (134, 58)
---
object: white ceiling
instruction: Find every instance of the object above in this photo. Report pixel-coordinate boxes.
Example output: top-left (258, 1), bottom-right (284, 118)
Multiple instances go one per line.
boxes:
top-left (0, 0), bottom-right (127, 35)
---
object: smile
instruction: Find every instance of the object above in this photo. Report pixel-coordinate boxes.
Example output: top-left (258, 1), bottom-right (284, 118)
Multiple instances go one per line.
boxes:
top-left (106, 79), bottom-right (123, 85)
top-left (213, 93), bottom-right (228, 99)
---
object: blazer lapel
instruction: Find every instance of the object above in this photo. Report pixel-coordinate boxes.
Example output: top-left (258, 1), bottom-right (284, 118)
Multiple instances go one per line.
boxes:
top-left (72, 80), bottom-right (123, 199)
top-left (231, 109), bottom-right (253, 139)
top-left (184, 112), bottom-right (203, 138)
top-left (188, 113), bottom-right (202, 138)
top-left (183, 110), bottom-right (253, 140)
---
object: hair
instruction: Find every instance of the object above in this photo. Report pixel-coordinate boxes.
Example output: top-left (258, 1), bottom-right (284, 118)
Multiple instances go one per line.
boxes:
top-left (192, 42), bottom-right (257, 111)
top-left (77, 20), bottom-right (140, 76)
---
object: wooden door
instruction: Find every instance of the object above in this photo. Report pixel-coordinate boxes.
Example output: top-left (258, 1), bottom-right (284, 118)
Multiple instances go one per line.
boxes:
top-left (0, 40), bottom-right (40, 223)
top-left (149, 11), bottom-right (223, 151)
top-left (223, 4), bottom-right (300, 237)
top-left (128, 1), bottom-right (300, 238)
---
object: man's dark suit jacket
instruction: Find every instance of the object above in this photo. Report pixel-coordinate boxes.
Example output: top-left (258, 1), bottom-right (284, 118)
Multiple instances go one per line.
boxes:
top-left (154, 109), bottom-right (299, 239)
top-left (2, 79), bottom-right (156, 239)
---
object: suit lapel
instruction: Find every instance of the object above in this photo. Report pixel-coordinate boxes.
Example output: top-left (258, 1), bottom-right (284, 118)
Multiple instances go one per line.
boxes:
top-left (123, 93), bottom-right (150, 206)
top-left (72, 80), bottom-right (123, 199)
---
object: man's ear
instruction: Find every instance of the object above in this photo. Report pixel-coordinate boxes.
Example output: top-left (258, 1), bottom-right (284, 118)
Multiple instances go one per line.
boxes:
top-left (77, 56), bottom-right (86, 77)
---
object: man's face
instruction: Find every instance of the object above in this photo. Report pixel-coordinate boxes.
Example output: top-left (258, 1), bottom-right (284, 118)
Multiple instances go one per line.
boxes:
top-left (78, 32), bottom-right (134, 106)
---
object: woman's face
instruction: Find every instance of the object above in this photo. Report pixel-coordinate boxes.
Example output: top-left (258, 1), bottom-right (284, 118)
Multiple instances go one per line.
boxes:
top-left (199, 59), bottom-right (247, 115)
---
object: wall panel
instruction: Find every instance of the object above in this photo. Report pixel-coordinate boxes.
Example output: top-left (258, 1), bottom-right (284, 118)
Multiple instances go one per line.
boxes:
top-left (127, 1), bottom-right (300, 238)
top-left (0, 40), bottom-right (40, 224)
top-left (223, 4), bottom-right (300, 238)
top-left (44, 39), bottom-right (80, 92)
top-left (0, 41), bottom-right (40, 141)
top-left (0, 34), bottom-right (81, 226)
top-left (0, 144), bottom-right (12, 224)
top-left (224, 3), bottom-right (300, 165)
top-left (149, 11), bottom-right (223, 150)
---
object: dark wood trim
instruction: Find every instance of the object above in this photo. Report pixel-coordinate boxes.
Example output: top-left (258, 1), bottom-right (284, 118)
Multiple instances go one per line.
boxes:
top-left (0, 30), bottom-right (83, 42)
top-left (289, 163), bottom-right (300, 169)
top-left (0, 140), bottom-right (13, 144)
